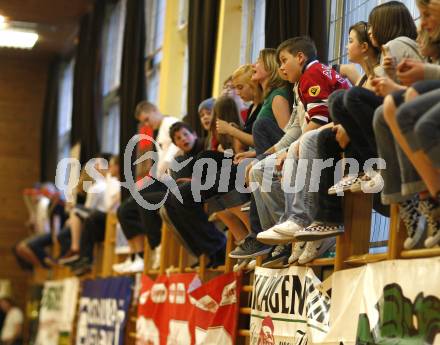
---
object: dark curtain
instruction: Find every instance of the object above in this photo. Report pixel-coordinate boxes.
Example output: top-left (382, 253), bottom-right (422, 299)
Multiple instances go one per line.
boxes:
top-left (265, 0), bottom-right (329, 63)
top-left (187, 0), bottom-right (221, 136)
top-left (40, 61), bottom-right (60, 182)
top-left (71, 0), bottom-right (106, 164)
top-left (119, 0), bottom-right (146, 200)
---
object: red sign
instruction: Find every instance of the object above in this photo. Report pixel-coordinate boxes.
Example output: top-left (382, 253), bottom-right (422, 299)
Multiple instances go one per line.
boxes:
top-left (136, 273), bottom-right (241, 345)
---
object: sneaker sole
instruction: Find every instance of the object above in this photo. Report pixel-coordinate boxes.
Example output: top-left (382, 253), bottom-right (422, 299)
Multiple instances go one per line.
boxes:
top-left (256, 234), bottom-right (295, 245)
top-left (298, 238), bottom-right (336, 265)
top-left (403, 224), bottom-right (427, 250)
top-left (228, 247), bottom-right (272, 259)
top-left (294, 229), bottom-right (344, 242)
top-left (328, 185), bottom-right (354, 195)
top-left (424, 232), bottom-right (440, 248)
top-left (58, 255), bottom-right (80, 265)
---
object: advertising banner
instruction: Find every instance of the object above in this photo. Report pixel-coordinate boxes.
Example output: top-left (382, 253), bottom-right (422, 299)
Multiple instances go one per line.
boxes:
top-left (323, 258), bottom-right (440, 345)
top-left (136, 272), bottom-right (241, 345)
top-left (250, 266), bottom-right (330, 345)
top-left (76, 276), bottom-right (133, 345)
top-left (35, 277), bottom-right (80, 345)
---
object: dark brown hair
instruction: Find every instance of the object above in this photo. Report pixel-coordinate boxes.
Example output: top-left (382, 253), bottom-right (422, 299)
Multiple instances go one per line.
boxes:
top-left (349, 21), bottom-right (380, 55)
top-left (276, 36), bottom-right (317, 63)
top-left (368, 1), bottom-right (417, 46)
top-left (210, 96), bottom-right (241, 150)
top-left (169, 122), bottom-right (195, 144)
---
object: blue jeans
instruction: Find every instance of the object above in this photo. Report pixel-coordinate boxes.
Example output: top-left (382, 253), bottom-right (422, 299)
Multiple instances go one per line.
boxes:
top-left (373, 105), bottom-right (425, 204)
top-left (397, 83), bottom-right (440, 169)
top-left (250, 151), bottom-right (286, 231)
top-left (282, 130), bottom-right (320, 227)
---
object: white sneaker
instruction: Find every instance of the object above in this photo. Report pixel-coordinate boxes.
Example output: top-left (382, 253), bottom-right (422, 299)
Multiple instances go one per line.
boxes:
top-left (270, 220), bottom-right (303, 237)
top-left (112, 256), bottom-right (133, 273)
top-left (288, 241), bottom-right (307, 264)
top-left (297, 238), bottom-right (336, 265)
top-left (257, 228), bottom-right (295, 245)
top-left (245, 259), bottom-right (256, 272)
top-left (121, 255), bottom-right (144, 273)
top-left (233, 258), bottom-right (251, 272)
top-left (359, 171), bottom-right (383, 194)
top-left (150, 245), bottom-right (161, 270)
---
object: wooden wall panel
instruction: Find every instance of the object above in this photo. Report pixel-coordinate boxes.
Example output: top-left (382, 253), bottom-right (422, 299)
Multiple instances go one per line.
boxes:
top-left (0, 56), bottom-right (49, 309)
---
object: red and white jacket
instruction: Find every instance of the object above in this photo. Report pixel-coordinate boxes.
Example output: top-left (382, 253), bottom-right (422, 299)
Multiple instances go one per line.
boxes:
top-left (298, 59), bottom-right (350, 125)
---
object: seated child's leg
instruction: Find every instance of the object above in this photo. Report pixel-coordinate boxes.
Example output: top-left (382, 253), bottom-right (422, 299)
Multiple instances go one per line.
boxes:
top-left (216, 210), bottom-right (248, 243)
top-left (250, 154), bottom-right (285, 230)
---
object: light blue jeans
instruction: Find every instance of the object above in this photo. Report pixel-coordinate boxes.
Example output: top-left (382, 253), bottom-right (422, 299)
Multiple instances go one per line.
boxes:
top-left (250, 150), bottom-right (286, 230)
top-left (250, 129), bottom-right (321, 229)
top-left (283, 130), bottom-right (320, 227)
top-left (373, 105), bottom-right (426, 204)
top-left (397, 87), bottom-right (440, 169)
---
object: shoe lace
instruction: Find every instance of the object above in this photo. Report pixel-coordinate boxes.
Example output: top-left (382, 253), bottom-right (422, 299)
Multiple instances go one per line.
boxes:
top-left (242, 237), bottom-right (257, 251)
top-left (332, 175), bottom-right (358, 189)
top-left (400, 199), bottom-right (420, 236)
top-left (419, 200), bottom-right (440, 234)
top-left (302, 242), bottom-right (317, 257)
top-left (272, 245), bottom-right (285, 257)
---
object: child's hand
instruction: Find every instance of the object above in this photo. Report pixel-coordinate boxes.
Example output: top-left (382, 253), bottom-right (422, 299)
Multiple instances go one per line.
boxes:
top-left (371, 77), bottom-right (404, 97)
top-left (396, 59), bottom-right (425, 86)
top-left (275, 151), bottom-right (288, 172)
top-left (382, 55), bottom-right (397, 72)
top-left (233, 150), bottom-right (256, 164)
top-left (332, 124), bottom-right (350, 149)
top-left (216, 119), bottom-right (231, 135)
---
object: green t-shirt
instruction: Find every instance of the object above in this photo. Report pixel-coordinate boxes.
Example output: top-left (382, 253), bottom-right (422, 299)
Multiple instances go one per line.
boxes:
top-left (256, 87), bottom-right (290, 121)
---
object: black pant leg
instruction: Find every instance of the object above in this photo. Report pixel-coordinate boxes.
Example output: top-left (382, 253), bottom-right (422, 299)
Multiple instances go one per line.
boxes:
top-left (136, 181), bottom-right (169, 249)
top-left (331, 87), bottom-right (382, 163)
top-left (164, 182), bottom-right (226, 256)
top-left (315, 128), bottom-right (344, 224)
top-left (117, 196), bottom-right (145, 239)
top-left (80, 210), bottom-right (107, 260)
top-left (249, 194), bottom-right (263, 235)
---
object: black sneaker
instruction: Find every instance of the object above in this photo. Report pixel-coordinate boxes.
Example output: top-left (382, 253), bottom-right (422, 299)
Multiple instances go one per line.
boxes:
top-left (58, 250), bottom-right (80, 265)
top-left (72, 258), bottom-right (92, 276)
top-left (400, 197), bottom-right (424, 250)
top-left (419, 198), bottom-right (440, 248)
top-left (262, 245), bottom-right (291, 268)
top-left (228, 237), bottom-right (272, 259)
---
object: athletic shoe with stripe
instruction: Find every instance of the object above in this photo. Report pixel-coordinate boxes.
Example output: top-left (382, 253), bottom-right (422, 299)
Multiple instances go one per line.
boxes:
top-left (298, 238), bottom-right (336, 265)
top-left (288, 241), bottom-right (307, 264)
top-left (262, 245), bottom-right (291, 268)
top-left (228, 236), bottom-right (272, 259)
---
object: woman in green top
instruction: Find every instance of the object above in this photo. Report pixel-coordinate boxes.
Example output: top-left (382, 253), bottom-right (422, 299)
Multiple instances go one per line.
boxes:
top-left (251, 48), bottom-right (293, 156)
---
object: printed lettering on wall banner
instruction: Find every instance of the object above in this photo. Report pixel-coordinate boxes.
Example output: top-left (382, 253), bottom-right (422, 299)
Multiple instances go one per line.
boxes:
top-left (136, 272), bottom-right (241, 345)
top-left (250, 266), bottom-right (330, 345)
top-left (76, 276), bottom-right (133, 345)
top-left (35, 278), bottom-right (80, 345)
